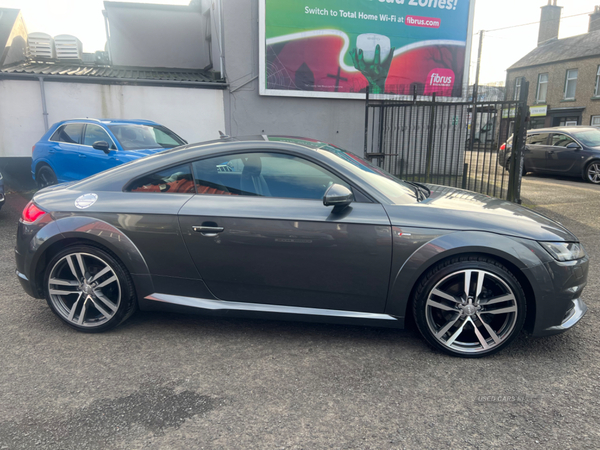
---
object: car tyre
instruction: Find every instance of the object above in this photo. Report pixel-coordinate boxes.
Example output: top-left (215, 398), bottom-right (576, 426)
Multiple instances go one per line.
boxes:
top-left (36, 165), bottom-right (58, 189)
top-left (44, 245), bottom-right (137, 332)
top-left (413, 255), bottom-right (526, 358)
top-left (584, 161), bottom-right (600, 184)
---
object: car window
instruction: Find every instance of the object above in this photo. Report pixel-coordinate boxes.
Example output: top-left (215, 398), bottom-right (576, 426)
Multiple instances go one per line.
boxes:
top-left (154, 128), bottom-right (182, 147)
top-left (526, 133), bottom-right (549, 145)
top-left (83, 125), bottom-right (116, 149)
top-left (551, 134), bottom-right (576, 147)
top-left (49, 124), bottom-right (83, 144)
top-left (192, 152), bottom-right (350, 199)
top-left (126, 163), bottom-right (195, 194)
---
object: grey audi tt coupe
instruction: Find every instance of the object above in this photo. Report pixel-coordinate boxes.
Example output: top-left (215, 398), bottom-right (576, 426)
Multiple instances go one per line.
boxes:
top-left (15, 136), bottom-right (588, 357)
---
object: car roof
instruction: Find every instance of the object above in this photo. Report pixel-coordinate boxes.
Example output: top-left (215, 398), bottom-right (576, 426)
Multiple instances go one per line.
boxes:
top-left (527, 126), bottom-right (598, 134)
top-left (68, 135), bottom-right (351, 192)
top-left (57, 118), bottom-right (160, 126)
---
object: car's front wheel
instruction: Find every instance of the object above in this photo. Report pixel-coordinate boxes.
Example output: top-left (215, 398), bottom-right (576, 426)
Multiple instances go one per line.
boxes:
top-left (413, 256), bottom-right (526, 357)
top-left (584, 161), bottom-right (600, 184)
top-left (36, 165), bottom-right (57, 189)
top-left (44, 245), bottom-right (136, 332)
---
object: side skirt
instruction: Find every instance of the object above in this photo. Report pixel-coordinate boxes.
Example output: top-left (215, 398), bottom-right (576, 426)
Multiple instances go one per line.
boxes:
top-left (144, 293), bottom-right (404, 328)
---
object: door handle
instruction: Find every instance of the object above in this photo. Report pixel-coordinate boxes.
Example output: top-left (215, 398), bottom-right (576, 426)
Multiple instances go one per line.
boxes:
top-left (192, 226), bottom-right (224, 236)
top-left (79, 154), bottom-right (86, 158)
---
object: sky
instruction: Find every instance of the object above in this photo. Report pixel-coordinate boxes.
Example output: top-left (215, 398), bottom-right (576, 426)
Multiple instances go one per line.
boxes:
top-left (1, 0), bottom-right (599, 85)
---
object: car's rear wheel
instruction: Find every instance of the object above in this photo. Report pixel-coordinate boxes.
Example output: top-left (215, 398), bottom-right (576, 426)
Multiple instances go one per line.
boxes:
top-left (413, 256), bottom-right (526, 357)
top-left (504, 157), bottom-right (528, 176)
top-left (584, 161), bottom-right (600, 184)
top-left (36, 165), bottom-right (57, 189)
top-left (44, 245), bottom-right (136, 332)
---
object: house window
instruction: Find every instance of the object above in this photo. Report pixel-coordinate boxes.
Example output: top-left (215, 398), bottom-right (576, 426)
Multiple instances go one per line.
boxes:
top-left (564, 69), bottom-right (578, 100)
top-left (591, 115), bottom-right (600, 126)
top-left (595, 66), bottom-right (600, 97)
top-left (536, 73), bottom-right (548, 103)
top-left (513, 77), bottom-right (522, 101)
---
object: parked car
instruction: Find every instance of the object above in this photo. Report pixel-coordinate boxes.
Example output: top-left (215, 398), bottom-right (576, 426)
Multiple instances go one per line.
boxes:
top-left (16, 136), bottom-right (588, 357)
top-left (32, 119), bottom-right (187, 188)
top-left (499, 127), bottom-right (600, 183)
top-left (498, 134), bottom-right (513, 168)
top-left (0, 170), bottom-right (4, 211)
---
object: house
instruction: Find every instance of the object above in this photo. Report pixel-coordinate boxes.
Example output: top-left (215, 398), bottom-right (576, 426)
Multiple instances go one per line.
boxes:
top-left (506, 0), bottom-right (600, 129)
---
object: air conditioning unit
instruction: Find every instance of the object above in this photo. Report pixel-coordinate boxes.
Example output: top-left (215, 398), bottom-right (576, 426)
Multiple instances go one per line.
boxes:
top-left (54, 35), bottom-right (83, 60)
top-left (28, 32), bottom-right (56, 59)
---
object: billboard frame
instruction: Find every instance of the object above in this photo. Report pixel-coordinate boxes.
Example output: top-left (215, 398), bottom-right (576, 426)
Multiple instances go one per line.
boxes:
top-left (258, 0), bottom-right (476, 101)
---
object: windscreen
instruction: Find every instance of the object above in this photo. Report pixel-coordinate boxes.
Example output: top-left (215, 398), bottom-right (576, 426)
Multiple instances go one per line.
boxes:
top-left (572, 129), bottom-right (600, 147)
top-left (317, 144), bottom-right (417, 204)
top-left (108, 125), bottom-right (185, 150)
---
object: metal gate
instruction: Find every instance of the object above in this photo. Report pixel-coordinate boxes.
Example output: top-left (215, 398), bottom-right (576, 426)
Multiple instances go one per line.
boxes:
top-left (363, 85), bottom-right (529, 202)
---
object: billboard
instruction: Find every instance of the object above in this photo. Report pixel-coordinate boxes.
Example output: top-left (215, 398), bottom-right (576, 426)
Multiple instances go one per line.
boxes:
top-left (259, 0), bottom-right (475, 100)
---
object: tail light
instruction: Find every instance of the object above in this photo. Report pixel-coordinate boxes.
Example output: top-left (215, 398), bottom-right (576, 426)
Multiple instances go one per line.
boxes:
top-left (32, 145), bottom-right (36, 154)
top-left (500, 143), bottom-right (506, 151)
top-left (21, 201), bottom-right (47, 224)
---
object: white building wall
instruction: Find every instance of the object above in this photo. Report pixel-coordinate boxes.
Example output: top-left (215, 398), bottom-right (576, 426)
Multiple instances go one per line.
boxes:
top-left (0, 79), bottom-right (226, 158)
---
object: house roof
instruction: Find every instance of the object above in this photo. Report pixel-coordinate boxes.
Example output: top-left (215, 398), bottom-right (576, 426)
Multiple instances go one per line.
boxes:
top-left (0, 60), bottom-right (227, 88)
top-left (508, 30), bottom-right (600, 71)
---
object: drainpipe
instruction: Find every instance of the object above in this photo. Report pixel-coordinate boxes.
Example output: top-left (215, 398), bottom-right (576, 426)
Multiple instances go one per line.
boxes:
top-left (38, 76), bottom-right (49, 131)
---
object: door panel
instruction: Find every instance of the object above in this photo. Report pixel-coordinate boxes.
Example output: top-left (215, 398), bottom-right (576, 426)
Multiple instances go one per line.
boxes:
top-left (48, 124), bottom-right (84, 181)
top-left (524, 132), bottom-right (550, 171)
top-left (179, 196), bottom-right (392, 313)
top-left (546, 133), bottom-right (580, 173)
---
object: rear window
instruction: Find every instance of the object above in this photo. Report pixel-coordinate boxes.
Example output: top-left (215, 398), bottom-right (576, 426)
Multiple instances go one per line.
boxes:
top-left (526, 133), bottom-right (549, 145)
top-left (126, 163), bottom-right (195, 194)
top-left (49, 124), bottom-right (83, 144)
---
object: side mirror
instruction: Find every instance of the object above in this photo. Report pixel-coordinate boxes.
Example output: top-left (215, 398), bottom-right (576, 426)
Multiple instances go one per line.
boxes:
top-left (566, 142), bottom-right (581, 150)
top-left (323, 184), bottom-right (353, 208)
top-left (92, 141), bottom-right (111, 154)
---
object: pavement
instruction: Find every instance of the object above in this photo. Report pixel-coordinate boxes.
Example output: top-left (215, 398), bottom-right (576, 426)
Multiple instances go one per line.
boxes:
top-left (0, 174), bottom-right (599, 449)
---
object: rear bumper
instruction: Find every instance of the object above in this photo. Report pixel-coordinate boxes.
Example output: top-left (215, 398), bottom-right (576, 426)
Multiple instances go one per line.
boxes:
top-left (16, 269), bottom-right (37, 298)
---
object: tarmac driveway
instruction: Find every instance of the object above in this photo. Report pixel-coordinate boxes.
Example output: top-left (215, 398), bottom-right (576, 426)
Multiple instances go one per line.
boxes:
top-left (0, 175), bottom-right (598, 449)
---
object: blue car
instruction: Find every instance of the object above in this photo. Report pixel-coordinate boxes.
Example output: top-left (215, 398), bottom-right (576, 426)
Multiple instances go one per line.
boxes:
top-left (32, 119), bottom-right (187, 188)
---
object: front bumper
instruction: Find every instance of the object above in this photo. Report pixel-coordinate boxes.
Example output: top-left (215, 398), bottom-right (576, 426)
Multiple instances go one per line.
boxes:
top-left (543, 298), bottom-right (588, 335)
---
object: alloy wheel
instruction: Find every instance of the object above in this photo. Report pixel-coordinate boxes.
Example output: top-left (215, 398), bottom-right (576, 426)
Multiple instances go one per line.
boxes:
top-left (586, 162), bottom-right (600, 184)
top-left (424, 269), bottom-right (519, 355)
top-left (37, 166), bottom-right (57, 189)
top-left (47, 252), bottom-right (121, 327)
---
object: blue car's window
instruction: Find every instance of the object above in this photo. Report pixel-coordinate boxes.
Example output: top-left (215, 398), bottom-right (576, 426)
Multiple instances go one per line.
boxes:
top-left (126, 163), bottom-right (195, 194)
top-left (49, 124), bottom-right (83, 144)
top-left (83, 125), bottom-right (117, 150)
top-left (108, 125), bottom-right (185, 150)
top-left (192, 152), bottom-right (350, 199)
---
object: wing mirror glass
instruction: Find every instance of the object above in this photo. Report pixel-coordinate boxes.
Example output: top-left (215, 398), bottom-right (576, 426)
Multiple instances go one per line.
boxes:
top-left (566, 142), bottom-right (581, 150)
top-left (92, 141), bottom-right (111, 154)
top-left (323, 184), bottom-right (354, 208)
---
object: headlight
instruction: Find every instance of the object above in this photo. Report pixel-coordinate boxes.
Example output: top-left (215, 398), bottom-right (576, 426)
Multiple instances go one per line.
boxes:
top-left (539, 241), bottom-right (586, 262)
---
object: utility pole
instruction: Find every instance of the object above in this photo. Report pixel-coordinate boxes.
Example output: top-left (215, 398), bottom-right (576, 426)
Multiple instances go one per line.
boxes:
top-left (472, 30), bottom-right (484, 101)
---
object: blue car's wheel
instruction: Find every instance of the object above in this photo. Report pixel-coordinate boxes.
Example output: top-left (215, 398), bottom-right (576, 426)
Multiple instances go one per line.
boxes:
top-left (36, 165), bottom-right (57, 189)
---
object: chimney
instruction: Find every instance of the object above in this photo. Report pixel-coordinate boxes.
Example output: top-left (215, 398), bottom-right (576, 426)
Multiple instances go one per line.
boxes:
top-left (538, 0), bottom-right (562, 46)
top-left (589, 6), bottom-right (600, 32)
